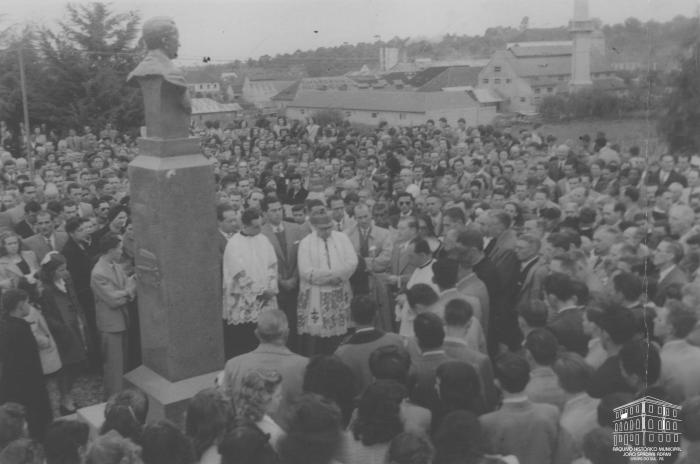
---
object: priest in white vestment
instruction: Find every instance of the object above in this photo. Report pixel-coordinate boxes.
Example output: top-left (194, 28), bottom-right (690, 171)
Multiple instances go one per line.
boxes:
top-left (297, 212), bottom-right (358, 355)
top-left (223, 208), bottom-right (278, 358)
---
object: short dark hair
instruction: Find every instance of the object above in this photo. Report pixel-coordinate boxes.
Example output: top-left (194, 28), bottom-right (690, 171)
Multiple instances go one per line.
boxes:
top-left (443, 207), bottom-right (466, 225)
top-left (494, 352), bottom-right (530, 394)
top-left (98, 233), bottom-right (122, 255)
top-left (665, 300), bottom-right (698, 339)
top-left (612, 272), bottom-right (643, 301)
top-left (350, 295), bottom-right (377, 325)
top-left (525, 329), bottom-right (559, 366)
top-left (216, 203), bottom-right (233, 222)
top-left (240, 208), bottom-right (260, 226)
top-left (405, 284), bottom-right (438, 309)
top-left (24, 200), bottom-right (42, 214)
top-left (518, 300), bottom-right (548, 328)
top-left (444, 299), bottom-right (473, 327)
top-left (141, 420), bottom-right (196, 464)
top-left (413, 312), bottom-right (445, 351)
top-left (619, 338), bottom-right (661, 387)
top-left (260, 195), bottom-right (281, 212)
top-left (432, 258), bottom-right (459, 290)
top-left (65, 217), bottom-right (88, 235)
top-left (413, 238), bottom-right (431, 255)
top-left (588, 304), bottom-right (636, 346)
top-left (369, 345), bottom-right (411, 385)
top-left (1, 289), bottom-right (28, 316)
top-left (44, 419), bottom-right (90, 464)
top-left (543, 272), bottom-right (576, 301)
top-left (552, 352), bottom-right (593, 394)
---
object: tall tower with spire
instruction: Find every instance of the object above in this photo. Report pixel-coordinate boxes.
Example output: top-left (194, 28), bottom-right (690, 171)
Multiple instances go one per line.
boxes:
top-left (569, 0), bottom-right (594, 90)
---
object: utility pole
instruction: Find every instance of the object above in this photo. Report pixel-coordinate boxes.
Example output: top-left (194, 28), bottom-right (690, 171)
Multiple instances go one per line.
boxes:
top-left (17, 46), bottom-right (33, 177)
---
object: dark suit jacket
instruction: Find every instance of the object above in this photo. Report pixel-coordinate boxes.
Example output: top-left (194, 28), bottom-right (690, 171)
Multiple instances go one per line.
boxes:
top-left (547, 307), bottom-right (589, 357)
top-left (261, 222), bottom-right (308, 283)
top-left (408, 350), bottom-right (453, 409)
top-left (22, 232), bottom-right (68, 263)
top-left (516, 257), bottom-right (547, 309)
top-left (14, 219), bottom-right (34, 239)
top-left (654, 266), bottom-right (688, 306)
top-left (647, 169), bottom-right (688, 190)
top-left (586, 354), bottom-right (635, 399)
top-left (284, 187), bottom-right (308, 205)
top-left (475, 253), bottom-right (520, 351)
top-left (61, 237), bottom-right (96, 311)
top-left (218, 232), bottom-right (229, 257)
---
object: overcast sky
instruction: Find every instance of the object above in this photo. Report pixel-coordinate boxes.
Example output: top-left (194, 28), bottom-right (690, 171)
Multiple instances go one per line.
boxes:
top-left (5, 0), bottom-right (700, 63)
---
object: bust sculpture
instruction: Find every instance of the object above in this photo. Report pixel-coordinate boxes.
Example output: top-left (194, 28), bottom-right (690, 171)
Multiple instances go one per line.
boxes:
top-left (128, 17), bottom-right (191, 139)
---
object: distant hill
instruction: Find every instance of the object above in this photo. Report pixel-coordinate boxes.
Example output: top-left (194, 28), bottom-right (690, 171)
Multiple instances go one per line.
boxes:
top-left (185, 16), bottom-right (697, 80)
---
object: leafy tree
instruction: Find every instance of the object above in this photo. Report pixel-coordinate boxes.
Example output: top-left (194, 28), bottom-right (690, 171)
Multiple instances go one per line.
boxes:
top-left (658, 17), bottom-right (700, 153)
top-left (37, 2), bottom-right (143, 133)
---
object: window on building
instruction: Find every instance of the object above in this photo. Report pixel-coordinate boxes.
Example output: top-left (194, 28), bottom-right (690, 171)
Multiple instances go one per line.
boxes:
top-left (483, 78), bottom-right (489, 84)
top-left (673, 422), bottom-right (677, 430)
top-left (667, 434), bottom-right (671, 442)
top-left (495, 78), bottom-right (501, 84)
top-left (649, 420), bottom-right (654, 429)
top-left (658, 434), bottom-right (663, 442)
top-left (636, 405), bottom-right (640, 413)
top-left (674, 410), bottom-right (678, 418)
top-left (494, 66), bottom-right (501, 72)
top-left (506, 78), bottom-right (511, 83)
top-left (650, 434), bottom-right (654, 442)
top-left (636, 420), bottom-right (640, 429)
top-left (371, 112), bottom-right (378, 118)
top-left (648, 405), bottom-right (654, 413)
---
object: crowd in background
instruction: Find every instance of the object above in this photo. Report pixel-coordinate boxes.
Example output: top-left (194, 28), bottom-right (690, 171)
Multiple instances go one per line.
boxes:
top-left (1, 113), bottom-right (700, 463)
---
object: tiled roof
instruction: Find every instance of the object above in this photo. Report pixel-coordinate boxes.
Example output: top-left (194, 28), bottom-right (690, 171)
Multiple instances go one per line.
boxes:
top-left (509, 44), bottom-right (573, 57)
top-left (288, 90), bottom-right (478, 113)
top-left (510, 28), bottom-right (571, 43)
top-left (417, 66), bottom-right (483, 92)
top-left (191, 98), bottom-right (242, 115)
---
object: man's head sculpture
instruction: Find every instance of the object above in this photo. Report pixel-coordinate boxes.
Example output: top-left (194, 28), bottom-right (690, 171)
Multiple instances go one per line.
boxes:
top-left (142, 17), bottom-right (180, 59)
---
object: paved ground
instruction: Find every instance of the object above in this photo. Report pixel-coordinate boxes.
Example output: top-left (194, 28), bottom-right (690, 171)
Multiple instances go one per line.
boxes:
top-left (51, 373), bottom-right (103, 419)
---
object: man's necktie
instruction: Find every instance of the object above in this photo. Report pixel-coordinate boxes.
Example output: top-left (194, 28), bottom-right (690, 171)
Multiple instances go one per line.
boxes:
top-left (275, 227), bottom-right (287, 258)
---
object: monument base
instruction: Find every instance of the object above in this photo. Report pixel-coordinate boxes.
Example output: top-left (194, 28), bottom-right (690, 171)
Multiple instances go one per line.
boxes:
top-left (124, 365), bottom-right (220, 428)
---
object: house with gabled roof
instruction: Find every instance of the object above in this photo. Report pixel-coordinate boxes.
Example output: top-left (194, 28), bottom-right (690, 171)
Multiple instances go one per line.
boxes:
top-left (477, 42), bottom-right (615, 114)
top-left (285, 89), bottom-right (494, 127)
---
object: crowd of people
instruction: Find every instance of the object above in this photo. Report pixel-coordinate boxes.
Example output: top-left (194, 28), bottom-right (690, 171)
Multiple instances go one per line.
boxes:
top-left (1, 114), bottom-right (700, 464)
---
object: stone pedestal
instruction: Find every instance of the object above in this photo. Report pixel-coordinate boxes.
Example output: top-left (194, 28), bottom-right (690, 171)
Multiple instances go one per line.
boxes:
top-left (127, 136), bottom-right (223, 424)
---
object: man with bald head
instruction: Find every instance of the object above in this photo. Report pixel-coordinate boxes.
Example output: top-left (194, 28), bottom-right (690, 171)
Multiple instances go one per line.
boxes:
top-left (221, 309), bottom-right (308, 428)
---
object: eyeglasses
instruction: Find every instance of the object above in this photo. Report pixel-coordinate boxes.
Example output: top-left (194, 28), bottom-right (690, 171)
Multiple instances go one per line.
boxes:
top-left (398, 201), bottom-right (412, 206)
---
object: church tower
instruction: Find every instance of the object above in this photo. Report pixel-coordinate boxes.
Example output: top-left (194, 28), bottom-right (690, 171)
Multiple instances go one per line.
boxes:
top-left (569, 0), bottom-right (594, 89)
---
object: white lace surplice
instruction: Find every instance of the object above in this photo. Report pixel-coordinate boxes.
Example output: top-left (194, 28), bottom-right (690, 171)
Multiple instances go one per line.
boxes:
top-left (223, 233), bottom-right (278, 325)
top-left (297, 231), bottom-right (358, 337)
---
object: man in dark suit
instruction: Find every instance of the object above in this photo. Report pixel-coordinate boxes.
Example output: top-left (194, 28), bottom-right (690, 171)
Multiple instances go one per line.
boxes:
top-left (22, 210), bottom-right (68, 263)
top-left (514, 234), bottom-right (547, 310)
top-left (335, 296), bottom-right (403, 394)
top-left (260, 195), bottom-right (308, 352)
top-left (544, 273), bottom-right (589, 357)
top-left (90, 233), bottom-right (136, 398)
top-left (457, 228), bottom-right (517, 356)
top-left (385, 216), bottom-right (419, 292)
top-left (647, 154), bottom-right (688, 190)
top-left (407, 312), bottom-right (453, 410)
top-left (14, 200), bottom-right (41, 239)
top-left (284, 173), bottom-right (308, 206)
top-left (652, 239), bottom-right (688, 306)
top-left (62, 217), bottom-right (99, 366)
